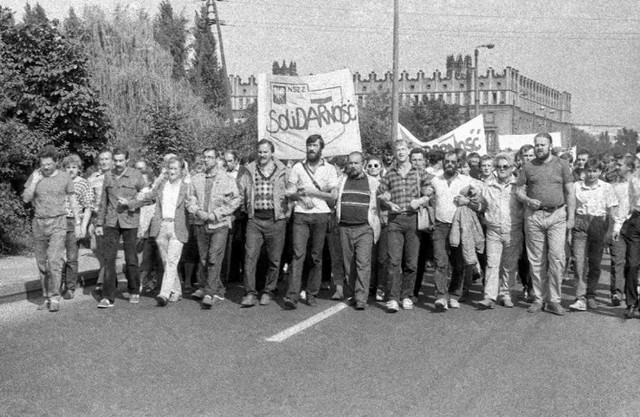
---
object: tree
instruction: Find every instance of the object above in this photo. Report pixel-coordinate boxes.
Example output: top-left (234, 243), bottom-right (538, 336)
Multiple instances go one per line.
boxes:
top-left (613, 128), bottom-right (638, 154)
top-left (141, 102), bottom-right (194, 170)
top-left (399, 98), bottom-right (463, 142)
top-left (23, 2), bottom-right (47, 26)
top-left (188, 5), bottom-right (227, 113)
top-left (153, 0), bottom-right (188, 80)
top-left (0, 13), bottom-right (111, 157)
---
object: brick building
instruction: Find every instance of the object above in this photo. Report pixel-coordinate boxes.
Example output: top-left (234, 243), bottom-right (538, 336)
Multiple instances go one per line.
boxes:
top-left (229, 60), bottom-right (573, 150)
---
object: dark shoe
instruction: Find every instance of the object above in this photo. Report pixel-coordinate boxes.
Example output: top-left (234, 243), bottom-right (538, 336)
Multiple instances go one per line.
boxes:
top-left (192, 289), bottom-right (205, 300)
top-left (306, 294), bottom-right (318, 307)
top-left (527, 301), bottom-right (543, 313)
top-left (586, 298), bottom-right (598, 310)
top-left (259, 293), bottom-right (271, 306)
top-left (37, 300), bottom-right (50, 311)
top-left (477, 298), bottom-right (495, 310)
top-left (355, 301), bottom-right (366, 310)
top-left (155, 295), bottom-right (168, 307)
top-left (546, 302), bottom-right (565, 316)
top-left (63, 290), bottom-right (75, 300)
top-left (611, 294), bottom-right (622, 307)
top-left (458, 292), bottom-right (470, 304)
top-left (283, 297), bottom-right (298, 310)
top-left (49, 299), bottom-right (59, 312)
top-left (624, 306), bottom-right (638, 319)
top-left (241, 294), bottom-right (258, 308)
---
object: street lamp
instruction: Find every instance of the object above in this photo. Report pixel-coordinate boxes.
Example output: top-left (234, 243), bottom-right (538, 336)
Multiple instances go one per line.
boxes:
top-left (474, 43), bottom-right (495, 118)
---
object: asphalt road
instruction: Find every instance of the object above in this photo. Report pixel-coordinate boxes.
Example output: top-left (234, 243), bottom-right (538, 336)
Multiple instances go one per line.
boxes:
top-left (1, 273), bottom-right (638, 417)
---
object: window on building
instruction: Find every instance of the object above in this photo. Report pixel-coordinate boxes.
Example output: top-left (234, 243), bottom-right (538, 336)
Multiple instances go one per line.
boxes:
top-left (443, 84), bottom-right (448, 89)
top-left (414, 95), bottom-right (419, 104)
top-left (500, 91), bottom-right (506, 104)
top-left (363, 86), bottom-right (367, 92)
top-left (483, 92), bottom-right (488, 104)
top-left (492, 92), bottom-right (498, 104)
top-left (485, 112), bottom-right (495, 123)
top-left (479, 83), bottom-right (484, 89)
top-left (410, 85), bottom-right (415, 90)
top-left (358, 95), bottom-right (363, 106)
top-left (378, 85), bottom-right (382, 90)
top-left (497, 82), bottom-right (501, 88)
top-left (427, 84), bottom-right (431, 89)
top-left (243, 89), bottom-right (247, 94)
top-left (239, 98), bottom-right (244, 109)
top-left (460, 83), bottom-right (465, 89)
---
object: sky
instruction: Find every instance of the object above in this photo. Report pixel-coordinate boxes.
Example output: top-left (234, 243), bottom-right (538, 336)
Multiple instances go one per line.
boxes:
top-left (5, 0), bottom-right (640, 129)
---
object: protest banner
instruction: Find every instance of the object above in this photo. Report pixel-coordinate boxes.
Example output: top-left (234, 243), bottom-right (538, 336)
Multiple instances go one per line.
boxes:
top-left (498, 132), bottom-right (562, 151)
top-left (257, 68), bottom-right (361, 160)
top-left (397, 116), bottom-right (486, 154)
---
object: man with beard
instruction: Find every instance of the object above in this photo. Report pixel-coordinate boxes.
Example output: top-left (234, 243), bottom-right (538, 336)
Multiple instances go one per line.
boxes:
top-left (283, 134), bottom-right (339, 309)
top-left (335, 152), bottom-right (381, 310)
top-left (23, 145), bottom-right (82, 312)
top-left (430, 151), bottom-right (477, 311)
top-left (378, 140), bottom-right (432, 312)
top-left (516, 133), bottom-right (575, 315)
top-left (238, 139), bottom-right (290, 307)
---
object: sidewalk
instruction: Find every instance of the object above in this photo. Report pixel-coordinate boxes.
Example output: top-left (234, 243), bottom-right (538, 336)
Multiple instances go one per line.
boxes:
top-left (0, 248), bottom-right (125, 303)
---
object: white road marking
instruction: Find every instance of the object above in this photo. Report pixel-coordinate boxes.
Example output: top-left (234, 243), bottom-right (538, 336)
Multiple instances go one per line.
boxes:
top-left (266, 303), bottom-right (349, 342)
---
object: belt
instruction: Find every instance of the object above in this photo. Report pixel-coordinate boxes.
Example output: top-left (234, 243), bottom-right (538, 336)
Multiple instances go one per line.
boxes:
top-left (537, 204), bottom-right (564, 213)
top-left (162, 218), bottom-right (175, 222)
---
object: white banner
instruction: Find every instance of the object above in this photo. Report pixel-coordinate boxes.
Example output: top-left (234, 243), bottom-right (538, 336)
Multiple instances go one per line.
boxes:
top-left (257, 69), bottom-right (362, 160)
top-left (498, 132), bottom-right (562, 151)
top-left (423, 115), bottom-right (486, 154)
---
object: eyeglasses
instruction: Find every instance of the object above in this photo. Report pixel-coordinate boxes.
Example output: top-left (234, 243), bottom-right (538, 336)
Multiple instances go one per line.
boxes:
top-left (367, 164), bottom-right (380, 169)
top-left (496, 165), bottom-right (511, 170)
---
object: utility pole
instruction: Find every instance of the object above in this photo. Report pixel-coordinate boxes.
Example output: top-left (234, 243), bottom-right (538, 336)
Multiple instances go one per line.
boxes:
top-left (205, 0), bottom-right (233, 122)
top-left (390, 0), bottom-right (399, 145)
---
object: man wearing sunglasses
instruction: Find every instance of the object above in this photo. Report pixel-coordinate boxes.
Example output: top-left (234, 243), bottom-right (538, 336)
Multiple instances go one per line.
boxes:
top-left (475, 154), bottom-right (524, 309)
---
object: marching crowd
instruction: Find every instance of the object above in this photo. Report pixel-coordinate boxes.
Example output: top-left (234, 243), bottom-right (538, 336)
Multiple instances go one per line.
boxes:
top-left (22, 133), bottom-right (640, 319)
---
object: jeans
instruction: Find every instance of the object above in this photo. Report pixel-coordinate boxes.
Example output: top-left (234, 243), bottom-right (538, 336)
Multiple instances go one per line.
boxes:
top-left (386, 213), bottom-right (420, 301)
top-left (287, 213), bottom-right (328, 300)
top-left (33, 215), bottom-right (66, 301)
top-left (103, 225), bottom-right (140, 302)
top-left (609, 236), bottom-right (626, 297)
top-left (524, 206), bottom-right (567, 304)
top-left (156, 221), bottom-right (184, 299)
top-left (62, 217), bottom-right (79, 291)
top-left (371, 226), bottom-right (389, 292)
top-left (414, 231), bottom-right (434, 297)
top-left (340, 224), bottom-right (374, 303)
top-left (138, 237), bottom-right (163, 289)
top-left (195, 225), bottom-right (229, 297)
top-left (484, 228), bottom-right (523, 301)
top-left (572, 214), bottom-right (608, 300)
top-left (622, 213), bottom-right (640, 307)
top-left (432, 221), bottom-right (473, 299)
top-left (244, 217), bottom-right (287, 296)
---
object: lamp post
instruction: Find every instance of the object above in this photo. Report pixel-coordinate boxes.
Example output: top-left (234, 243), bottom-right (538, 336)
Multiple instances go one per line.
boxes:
top-left (474, 43), bottom-right (495, 118)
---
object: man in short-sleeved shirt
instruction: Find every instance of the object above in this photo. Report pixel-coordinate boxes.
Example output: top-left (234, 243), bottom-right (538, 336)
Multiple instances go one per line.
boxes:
top-left (516, 133), bottom-right (575, 315)
top-left (22, 146), bottom-right (81, 312)
top-left (283, 134), bottom-right (339, 309)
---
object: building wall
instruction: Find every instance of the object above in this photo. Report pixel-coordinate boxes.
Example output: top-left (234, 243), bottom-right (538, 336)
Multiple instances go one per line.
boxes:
top-left (228, 66), bottom-right (573, 150)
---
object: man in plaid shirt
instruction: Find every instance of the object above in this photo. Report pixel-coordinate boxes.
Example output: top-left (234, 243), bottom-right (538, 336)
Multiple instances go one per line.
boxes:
top-left (378, 139), bottom-right (432, 313)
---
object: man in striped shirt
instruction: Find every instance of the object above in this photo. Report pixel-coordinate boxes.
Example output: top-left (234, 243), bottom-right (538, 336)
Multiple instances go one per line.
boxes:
top-left (336, 152), bottom-right (381, 310)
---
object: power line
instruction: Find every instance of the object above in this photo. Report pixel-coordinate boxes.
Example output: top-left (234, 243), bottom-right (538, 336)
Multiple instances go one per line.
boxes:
top-left (223, 0), bottom-right (640, 23)
top-left (223, 20), bottom-right (640, 39)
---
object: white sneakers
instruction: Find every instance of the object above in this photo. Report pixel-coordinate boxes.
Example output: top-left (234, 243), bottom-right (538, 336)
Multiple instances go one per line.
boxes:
top-left (569, 299), bottom-right (587, 311)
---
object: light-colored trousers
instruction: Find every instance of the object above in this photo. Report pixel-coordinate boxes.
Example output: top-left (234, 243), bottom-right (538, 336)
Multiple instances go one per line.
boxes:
top-left (524, 207), bottom-right (567, 304)
top-left (156, 221), bottom-right (184, 299)
top-left (484, 227), bottom-right (523, 301)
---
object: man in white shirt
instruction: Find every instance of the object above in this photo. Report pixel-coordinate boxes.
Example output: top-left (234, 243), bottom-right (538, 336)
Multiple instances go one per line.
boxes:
top-left (283, 135), bottom-right (339, 309)
top-left (430, 150), bottom-right (476, 311)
